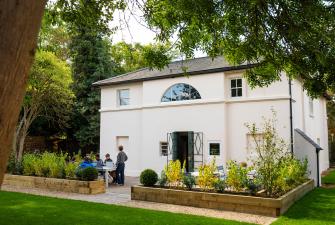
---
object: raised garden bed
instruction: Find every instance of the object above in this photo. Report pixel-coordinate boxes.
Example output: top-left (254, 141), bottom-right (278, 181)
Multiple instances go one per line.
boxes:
top-left (3, 174), bottom-right (105, 194)
top-left (131, 179), bottom-right (314, 217)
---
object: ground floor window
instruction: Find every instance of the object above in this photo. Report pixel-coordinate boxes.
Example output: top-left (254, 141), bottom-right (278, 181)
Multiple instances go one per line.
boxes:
top-left (160, 142), bottom-right (168, 156)
top-left (209, 142), bottom-right (221, 156)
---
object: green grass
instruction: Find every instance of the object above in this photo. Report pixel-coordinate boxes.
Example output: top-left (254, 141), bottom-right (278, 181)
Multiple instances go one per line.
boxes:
top-left (1, 187), bottom-right (335, 225)
top-left (322, 169), bottom-right (335, 184)
top-left (273, 187), bottom-right (335, 225)
top-left (0, 191), bottom-right (253, 225)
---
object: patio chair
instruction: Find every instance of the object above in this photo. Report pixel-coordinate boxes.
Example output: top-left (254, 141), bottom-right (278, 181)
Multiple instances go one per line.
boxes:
top-left (247, 169), bottom-right (257, 180)
top-left (216, 165), bottom-right (226, 180)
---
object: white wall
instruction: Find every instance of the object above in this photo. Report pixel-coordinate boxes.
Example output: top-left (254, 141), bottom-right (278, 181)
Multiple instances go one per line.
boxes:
top-left (292, 80), bottom-right (329, 172)
top-left (99, 71), bottom-right (329, 176)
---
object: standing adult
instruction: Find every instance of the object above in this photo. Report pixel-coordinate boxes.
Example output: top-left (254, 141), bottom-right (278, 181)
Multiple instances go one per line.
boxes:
top-left (116, 145), bottom-right (128, 186)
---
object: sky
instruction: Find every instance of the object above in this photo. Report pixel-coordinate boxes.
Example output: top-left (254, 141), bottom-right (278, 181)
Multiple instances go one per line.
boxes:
top-left (111, 6), bottom-right (157, 45)
top-left (110, 6), bottom-right (206, 58)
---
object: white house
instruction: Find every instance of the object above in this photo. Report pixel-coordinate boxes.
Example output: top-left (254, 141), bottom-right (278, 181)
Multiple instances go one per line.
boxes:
top-left (93, 56), bottom-right (329, 182)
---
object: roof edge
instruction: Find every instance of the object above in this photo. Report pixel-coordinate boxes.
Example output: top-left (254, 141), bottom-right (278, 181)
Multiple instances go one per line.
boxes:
top-left (93, 63), bottom-right (256, 87)
top-left (295, 128), bottom-right (323, 151)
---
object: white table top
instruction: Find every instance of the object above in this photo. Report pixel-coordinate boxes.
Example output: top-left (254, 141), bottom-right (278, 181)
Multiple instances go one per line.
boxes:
top-left (96, 166), bottom-right (116, 171)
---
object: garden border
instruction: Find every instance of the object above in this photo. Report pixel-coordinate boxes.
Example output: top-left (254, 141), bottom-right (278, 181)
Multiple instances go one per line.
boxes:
top-left (3, 174), bottom-right (105, 194)
top-left (131, 179), bottom-right (314, 217)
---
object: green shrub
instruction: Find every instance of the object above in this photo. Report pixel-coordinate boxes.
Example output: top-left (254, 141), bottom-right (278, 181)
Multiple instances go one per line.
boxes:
top-left (140, 169), bottom-right (158, 186)
top-left (182, 174), bottom-right (196, 190)
top-left (80, 167), bottom-right (98, 181)
top-left (65, 162), bottom-right (79, 179)
top-left (226, 160), bottom-right (250, 191)
top-left (274, 156), bottom-right (308, 195)
top-left (214, 179), bottom-right (226, 193)
top-left (75, 167), bottom-right (83, 179)
top-left (245, 179), bottom-right (260, 195)
top-left (22, 152), bottom-right (70, 179)
top-left (6, 153), bottom-right (23, 175)
top-left (197, 158), bottom-right (218, 190)
top-left (158, 170), bottom-right (168, 187)
top-left (164, 160), bottom-right (185, 186)
top-left (22, 154), bottom-right (38, 176)
top-left (49, 152), bottom-right (66, 178)
top-left (246, 111), bottom-right (308, 197)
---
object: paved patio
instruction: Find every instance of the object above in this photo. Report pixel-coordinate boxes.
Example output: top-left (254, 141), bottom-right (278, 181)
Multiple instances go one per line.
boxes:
top-left (1, 176), bottom-right (276, 225)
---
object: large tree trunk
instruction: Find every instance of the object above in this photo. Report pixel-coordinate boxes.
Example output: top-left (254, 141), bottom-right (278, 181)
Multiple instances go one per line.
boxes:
top-left (0, 0), bottom-right (46, 186)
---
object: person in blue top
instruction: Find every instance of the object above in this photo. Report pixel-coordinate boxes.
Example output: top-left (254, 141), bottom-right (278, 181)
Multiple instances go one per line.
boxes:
top-left (79, 156), bottom-right (94, 169)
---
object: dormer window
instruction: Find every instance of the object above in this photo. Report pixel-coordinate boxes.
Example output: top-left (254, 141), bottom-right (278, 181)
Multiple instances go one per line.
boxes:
top-left (118, 89), bottom-right (130, 106)
top-left (230, 78), bottom-right (243, 97)
top-left (161, 83), bottom-right (201, 102)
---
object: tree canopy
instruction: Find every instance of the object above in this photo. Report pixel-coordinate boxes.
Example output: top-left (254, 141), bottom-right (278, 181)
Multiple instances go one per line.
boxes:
top-left (111, 41), bottom-right (177, 73)
top-left (14, 50), bottom-right (73, 161)
top-left (143, 0), bottom-right (335, 97)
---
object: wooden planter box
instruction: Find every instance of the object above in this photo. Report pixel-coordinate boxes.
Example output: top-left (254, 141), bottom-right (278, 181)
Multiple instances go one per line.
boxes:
top-left (3, 174), bottom-right (105, 194)
top-left (131, 180), bottom-right (314, 217)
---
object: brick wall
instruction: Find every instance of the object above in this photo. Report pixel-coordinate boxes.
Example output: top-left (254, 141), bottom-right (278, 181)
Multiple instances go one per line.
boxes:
top-left (24, 136), bottom-right (47, 153)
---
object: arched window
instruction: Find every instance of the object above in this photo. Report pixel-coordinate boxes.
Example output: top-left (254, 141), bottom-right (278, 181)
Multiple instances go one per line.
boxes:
top-left (161, 83), bottom-right (201, 102)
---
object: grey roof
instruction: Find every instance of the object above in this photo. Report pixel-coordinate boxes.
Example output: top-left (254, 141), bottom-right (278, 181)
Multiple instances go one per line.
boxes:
top-left (93, 56), bottom-right (254, 87)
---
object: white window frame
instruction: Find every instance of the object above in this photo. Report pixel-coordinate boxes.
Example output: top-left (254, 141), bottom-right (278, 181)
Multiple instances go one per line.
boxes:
top-left (308, 97), bottom-right (314, 117)
top-left (230, 77), bottom-right (243, 98)
top-left (117, 89), bottom-right (130, 106)
top-left (160, 141), bottom-right (168, 156)
top-left (208, 141), bottom-right (221, 156)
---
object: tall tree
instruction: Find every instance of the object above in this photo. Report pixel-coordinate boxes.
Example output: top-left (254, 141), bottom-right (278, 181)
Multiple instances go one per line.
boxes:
top-left (13, 51), bottom-right (73, 162)
top-left (111, 41), bottom-right (177, 73)
top-left (69, 34), bottom-right (117, 150)
top-left (0, 0), bottom-right (46, 185)
top-left (53, 0), bottom-right (124, 151)
top-left (38, 10), bottom-right (71, 61)
top-left (143, 0), bottom-right (335, 97)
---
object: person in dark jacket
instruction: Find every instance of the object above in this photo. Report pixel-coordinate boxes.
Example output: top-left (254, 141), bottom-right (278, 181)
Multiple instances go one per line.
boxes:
top-left (116, 145), bottom-right (128, 185)
top-left (95, 154), bottom-right (104, 168)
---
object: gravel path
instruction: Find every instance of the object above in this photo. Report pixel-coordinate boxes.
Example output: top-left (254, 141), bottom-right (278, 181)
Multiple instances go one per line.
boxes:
top-left (0, 177), bottom-right (276, 225)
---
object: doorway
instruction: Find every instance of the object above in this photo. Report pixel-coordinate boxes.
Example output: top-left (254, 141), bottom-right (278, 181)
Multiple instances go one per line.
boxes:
top-left (170, 131), bottom-right (194, 172)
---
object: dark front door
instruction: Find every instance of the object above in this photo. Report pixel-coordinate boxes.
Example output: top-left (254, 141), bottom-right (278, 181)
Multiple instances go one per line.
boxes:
top-left (170, 131), bottom-right (194, 172)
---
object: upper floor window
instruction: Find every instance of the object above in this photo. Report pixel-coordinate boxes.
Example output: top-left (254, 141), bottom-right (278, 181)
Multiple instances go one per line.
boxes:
top-left (230, 78), bottom-right (243, 97)
top-left (118, 89), bottom-right (130, 106)
top-left (161, 83), bottom-right (201, 102)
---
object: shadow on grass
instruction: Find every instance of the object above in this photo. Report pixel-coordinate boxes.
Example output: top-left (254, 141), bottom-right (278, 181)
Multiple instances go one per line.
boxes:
top-left (0, 191), bottom-right (253, 225)
top-left (273, 187), bottom-right (335, 225)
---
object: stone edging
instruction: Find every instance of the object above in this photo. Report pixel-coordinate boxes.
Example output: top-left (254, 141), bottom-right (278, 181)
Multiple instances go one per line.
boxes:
top-left (131, 180), bottom-right (314, 217)
top-left (3, 174), bottom-right (105, 194)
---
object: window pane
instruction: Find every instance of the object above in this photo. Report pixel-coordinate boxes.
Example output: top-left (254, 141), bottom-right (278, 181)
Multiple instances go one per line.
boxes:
top-left (161, 83), bottom-right (201, 102)
top-left (231, 79), bottom-right (236, 88)
top-left (120, 98), bottom-right (129, 106)
top-left (231, 89), bottom-right (236, 97)
top-left (237, 88), bottom-right (242, 97)
top-left (209, 143), bottom-right (220, 155)
top-left (161, 89), bottom-right (172, 102)
top-left (119, 89), bottom-right (130, 105)
top-left (237, 78), bottom-right (242, 87)
top-left (119, 89), bottom-right (129, 98)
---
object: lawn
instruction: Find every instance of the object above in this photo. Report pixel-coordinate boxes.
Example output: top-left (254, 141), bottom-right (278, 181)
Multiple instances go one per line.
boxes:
top-left (0, 191), bottom-right (253, 225)
top-left (273, 187), bottom-right (335, 225)
top-left (322, 169), bottom-right (335, 185)
top-left (1, 187), bottom-right (335, 225)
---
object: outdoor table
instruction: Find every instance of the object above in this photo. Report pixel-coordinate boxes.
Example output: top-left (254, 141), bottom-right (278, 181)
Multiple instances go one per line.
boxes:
top-left (97, 166), bottom-right (116, 188)
top-left (190, 171), bottom-right (220, 177)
